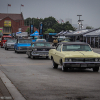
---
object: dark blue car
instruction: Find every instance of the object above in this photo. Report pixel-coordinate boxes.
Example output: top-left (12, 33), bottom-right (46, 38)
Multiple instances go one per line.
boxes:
top-left (14, 39), bottom-right (32, 53)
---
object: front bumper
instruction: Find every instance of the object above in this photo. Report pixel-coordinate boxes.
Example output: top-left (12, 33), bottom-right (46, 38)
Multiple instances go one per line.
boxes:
top-left (7, 46), bottom-right (14, 49)
top-left (31, 51), bottom-right (49, 57)
top-left (63, 62), bottom-right (100, 68)
top-left (16, 50), bottom-right (27, 52)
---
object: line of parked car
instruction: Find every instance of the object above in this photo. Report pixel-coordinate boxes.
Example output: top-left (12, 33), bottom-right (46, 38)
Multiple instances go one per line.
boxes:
top-left (1, 35), bottom-right (100, 72)
top-left (0, 35), bottom-right (55, 59)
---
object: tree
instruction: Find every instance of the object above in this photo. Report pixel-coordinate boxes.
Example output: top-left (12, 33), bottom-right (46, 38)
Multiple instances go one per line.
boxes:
top-left (25, 27), bottom-right (30, 33)
top-left (86, 26), bottom-right (94, 29)
top-left (44, 28), bottom-right (55, 34)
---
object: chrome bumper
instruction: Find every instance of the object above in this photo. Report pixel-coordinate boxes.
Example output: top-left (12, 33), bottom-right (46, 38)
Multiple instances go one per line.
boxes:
top-left (63, 62), bottom-right (100, 68)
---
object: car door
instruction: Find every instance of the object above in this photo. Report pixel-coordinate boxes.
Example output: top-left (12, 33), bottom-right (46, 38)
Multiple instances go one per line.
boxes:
top-left (53, 44), bottom-right (62, 64)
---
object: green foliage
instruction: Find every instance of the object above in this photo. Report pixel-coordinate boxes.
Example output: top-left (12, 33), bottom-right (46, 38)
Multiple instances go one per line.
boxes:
top-left (25, 27), bottom-right (30, 33)
top-left (24, 16), bottom-right (76, 34)
top-left (44, 28), bottom-right (55, 34)
top-left (86, 26), bottom-right (94, 29)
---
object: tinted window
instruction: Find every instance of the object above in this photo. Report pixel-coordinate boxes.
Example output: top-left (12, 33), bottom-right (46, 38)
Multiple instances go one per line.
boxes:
top-left (32, 43), bottom-right (51, 47)
top-left (18, 39), bottom-right (32, 43)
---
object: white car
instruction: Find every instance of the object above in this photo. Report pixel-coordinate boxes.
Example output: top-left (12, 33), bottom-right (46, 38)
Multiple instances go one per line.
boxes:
top-left (36, 39), bottom-right (46, 42)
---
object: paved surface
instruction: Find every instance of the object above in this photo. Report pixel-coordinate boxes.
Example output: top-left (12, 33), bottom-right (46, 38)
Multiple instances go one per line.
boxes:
top-left (0, 78), bottom-right (13, 100)
top-left (0, 48), bottom-right (100, 100)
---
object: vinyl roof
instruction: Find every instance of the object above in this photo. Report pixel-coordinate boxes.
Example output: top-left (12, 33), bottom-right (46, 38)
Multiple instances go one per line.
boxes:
top-left (59, 42), bottom-right (88, 45)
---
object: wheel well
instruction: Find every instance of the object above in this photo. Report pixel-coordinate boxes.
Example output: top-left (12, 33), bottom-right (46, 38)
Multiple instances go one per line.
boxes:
top-left (51, 56), bottom-right (53, 60)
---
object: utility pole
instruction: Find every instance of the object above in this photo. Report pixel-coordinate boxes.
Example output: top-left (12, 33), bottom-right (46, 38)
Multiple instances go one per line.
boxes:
top-left (77, 15), bottom-right (82, 30)
top-left (80, 20), bottom-right (84, 29)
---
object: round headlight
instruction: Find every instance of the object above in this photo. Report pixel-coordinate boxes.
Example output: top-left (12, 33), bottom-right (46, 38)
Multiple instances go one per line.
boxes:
top-left (69, 58), bottom-right (72, 62)
top-left (33, 49), bottom-right (37, 51)
top-left (65, 58), bottom-right (68, 62)
top-left (95, 58), bottom-right (98, 62)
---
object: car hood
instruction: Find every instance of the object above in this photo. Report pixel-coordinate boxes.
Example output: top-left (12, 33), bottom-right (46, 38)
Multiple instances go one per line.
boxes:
top-left (17, 43), bottom-right (31, 47)
top-left (62, 51), bottom-right (100, 58)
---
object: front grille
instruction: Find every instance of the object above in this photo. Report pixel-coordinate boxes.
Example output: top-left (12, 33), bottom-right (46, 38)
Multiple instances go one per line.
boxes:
top-left (11, 44), bottom-right (14, 46)
top-left (37, 48), bottom-right (50, 51)
top-left (72, 58), bottom-right (95, 62)
top-left (19, 47), bottom-right (27, 50)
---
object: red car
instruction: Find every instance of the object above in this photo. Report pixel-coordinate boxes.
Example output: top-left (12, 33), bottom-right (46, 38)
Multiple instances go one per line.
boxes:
top-left (0, 35), bottom-right (12, 48)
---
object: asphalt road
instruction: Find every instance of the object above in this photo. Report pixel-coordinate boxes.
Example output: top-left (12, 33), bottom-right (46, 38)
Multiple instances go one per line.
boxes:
top-left (0, 48), bottom-right (100, 100)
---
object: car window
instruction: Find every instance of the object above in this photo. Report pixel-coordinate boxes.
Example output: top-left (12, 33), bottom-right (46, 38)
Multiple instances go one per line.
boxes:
top-left (32, 43), bottom-right (51, 47)
top-left (18, 39), bottom-right (32, 43)
top-left (7, 39), bottom-right (16, 43)
top-left (56, 45), bottom-right (62, 51)
top-left (62, 44), bottom-right (92, 51)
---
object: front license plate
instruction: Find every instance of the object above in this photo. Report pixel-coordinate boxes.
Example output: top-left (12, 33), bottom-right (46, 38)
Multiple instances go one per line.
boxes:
top-left (81, 64), bottom-right (87, 67)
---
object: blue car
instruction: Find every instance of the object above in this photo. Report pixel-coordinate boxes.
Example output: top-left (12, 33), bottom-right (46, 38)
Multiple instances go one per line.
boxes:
top-left (14, 39), bottom-right (32, 53)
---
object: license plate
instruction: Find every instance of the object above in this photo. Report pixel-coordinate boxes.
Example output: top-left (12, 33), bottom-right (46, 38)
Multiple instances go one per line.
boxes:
top-left (81, 64), bottom-right (87, 67)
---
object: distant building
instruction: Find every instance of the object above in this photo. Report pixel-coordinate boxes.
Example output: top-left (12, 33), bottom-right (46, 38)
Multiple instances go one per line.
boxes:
top-left (0, 12), bottom-right (38, 35)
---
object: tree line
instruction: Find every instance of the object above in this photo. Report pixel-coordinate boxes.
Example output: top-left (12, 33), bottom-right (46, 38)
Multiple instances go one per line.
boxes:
top-left (24, 16), bottom-right (76, 34)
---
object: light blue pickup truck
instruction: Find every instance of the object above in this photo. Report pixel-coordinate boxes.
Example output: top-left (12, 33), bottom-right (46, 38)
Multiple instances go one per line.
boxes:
top-left (14, 39), bottom-right (32, 53)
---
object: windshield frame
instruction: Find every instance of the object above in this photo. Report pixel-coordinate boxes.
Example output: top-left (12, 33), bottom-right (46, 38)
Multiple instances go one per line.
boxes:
top-left (32, 42), bottom-right (52, 47)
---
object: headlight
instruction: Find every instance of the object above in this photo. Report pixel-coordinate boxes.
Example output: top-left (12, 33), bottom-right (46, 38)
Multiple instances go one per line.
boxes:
top-left (69, 58), bottom-right (72, 62)
top-left (65, 58), bottom-right (68, 62)
top-left (65, 58), bottom-right (72, 62)
top-left (95, 58), bottom-right (99, 62)
top-left (33, 49), bottom-right (37, 51)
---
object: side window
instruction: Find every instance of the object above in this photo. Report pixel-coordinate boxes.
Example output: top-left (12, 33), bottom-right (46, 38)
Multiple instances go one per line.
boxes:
top-left (56, 45), bottom-right (62, 51)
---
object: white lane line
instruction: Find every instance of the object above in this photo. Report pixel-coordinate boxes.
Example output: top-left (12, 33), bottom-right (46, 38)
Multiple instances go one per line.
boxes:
top-left (0, 70), bottom-right (26, 100)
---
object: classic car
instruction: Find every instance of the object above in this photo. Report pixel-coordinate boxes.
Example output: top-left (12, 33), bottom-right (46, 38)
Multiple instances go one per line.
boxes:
top-left (14, 39), bottom-right (32, 53)
top-left (5, 39), bottom-right (17, 50)
top-left (26, 42), bottom-right (55, 59)
top-left (0, 35), bottom-right (12, 48)
top-left (49, 42), bottom-right (100, 72)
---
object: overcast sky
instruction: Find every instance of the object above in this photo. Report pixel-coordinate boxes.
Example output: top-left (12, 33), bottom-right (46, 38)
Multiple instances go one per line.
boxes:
top-left (0, 0), bottom-right (100, 28)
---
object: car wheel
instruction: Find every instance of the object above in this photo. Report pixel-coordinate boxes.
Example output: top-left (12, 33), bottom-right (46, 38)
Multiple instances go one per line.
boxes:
top-left (28, 54), bottom-right (31, 58)
top-left (46, 56), bottom-right (48, 59)
top-left (6, 48), bottom-right (8, 50)
top-left (61, 65), bottom-right (68, 72)
top-left (93, 67), bottom-right (99, 72)
top-left (52, 59), bottom-right (58, 69)
top-left (5, 47), bottom-right (6, 50)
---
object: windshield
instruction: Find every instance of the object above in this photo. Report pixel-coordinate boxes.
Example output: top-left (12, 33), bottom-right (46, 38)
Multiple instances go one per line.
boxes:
top-left (4, 37), bottom-right (12, 40)
top-left (32, 43), bottom-right (51, 47)
top-left (62, 44), bottom-right (92, 51)
top-left (18, 39), bottom-right (32, 43)
top-left (7, 39), bottom-right (16, 43)
top-left (64, 38), bottom-right (70, 42)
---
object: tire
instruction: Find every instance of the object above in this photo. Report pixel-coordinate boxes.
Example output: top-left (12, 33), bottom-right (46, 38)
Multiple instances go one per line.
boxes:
top-left (52, 59), bottom-right (58, 69)
top-left (5, 47), bottom-right (6, 50)
top-left (46, 56), bottom-right (48, 59)
top-left (61, 65), bottom-right (68, 72)
top-left (28, 54), bottom-right (31, 58)
top-left (93, 67), bottom-right (99, 72)
top-left (6, 48), bottom-right (8, 50)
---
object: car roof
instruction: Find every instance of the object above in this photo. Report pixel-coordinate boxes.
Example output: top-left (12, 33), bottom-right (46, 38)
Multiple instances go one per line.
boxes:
top-left (59, 42), bottom-right (88, 45)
